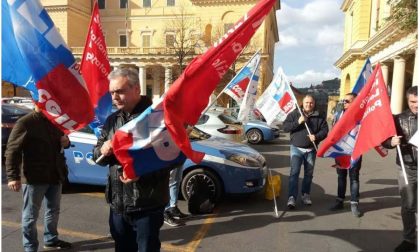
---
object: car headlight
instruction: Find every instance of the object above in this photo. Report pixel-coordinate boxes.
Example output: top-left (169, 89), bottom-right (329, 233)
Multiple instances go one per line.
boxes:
top-left (227, 154), bottom-right (261, 167)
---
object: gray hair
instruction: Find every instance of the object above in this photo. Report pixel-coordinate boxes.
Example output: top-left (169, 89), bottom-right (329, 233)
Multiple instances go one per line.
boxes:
top-left (108, 67), bottom-right (139, 88)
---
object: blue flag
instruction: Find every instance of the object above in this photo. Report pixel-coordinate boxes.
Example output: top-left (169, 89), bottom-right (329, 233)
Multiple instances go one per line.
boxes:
top-left (2, 0), bottom-right (94, 132)
top-left (351, 58), bottom-right (372, 94)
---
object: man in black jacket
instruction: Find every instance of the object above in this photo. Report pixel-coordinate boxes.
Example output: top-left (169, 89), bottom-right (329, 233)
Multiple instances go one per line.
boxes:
top-left (5, 105), bottom-right (72, 252)
top-left (383, 86), bottom-right (417, 252)
top-left (93, 67), bottom-right (170, 252)
top-left (283, 94), bottom-right (329, 209)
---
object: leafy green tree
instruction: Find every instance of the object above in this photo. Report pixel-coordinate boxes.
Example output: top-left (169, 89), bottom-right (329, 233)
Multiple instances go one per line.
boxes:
top-left (387, 0), bottom-right (417, 31)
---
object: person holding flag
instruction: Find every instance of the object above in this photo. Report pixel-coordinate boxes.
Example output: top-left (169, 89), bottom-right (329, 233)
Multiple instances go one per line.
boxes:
top-left (93, 68), bottom-right (170, 252)
top-left (5, 104), bottom-right (72, 251)
top-left (382, 86), bottom-right (417, 252)
top-left (283, 94), bottom-right (329, 209)
top-left (329, 93), bottom-right (363, 217)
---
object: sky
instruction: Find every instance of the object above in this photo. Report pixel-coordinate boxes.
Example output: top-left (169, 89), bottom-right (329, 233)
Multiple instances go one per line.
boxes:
top-left (274, 0), bottom-right (344, 88)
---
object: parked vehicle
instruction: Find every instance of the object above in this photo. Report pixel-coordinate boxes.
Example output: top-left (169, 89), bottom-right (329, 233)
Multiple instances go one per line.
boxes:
top-left (65, 127), bottom-right (267, 202)
top-left (208, 107), bottom-right (279, 144)
top-left (2, 104), bottom-right (32, 150)
top-left (244, 120), bottom-right (280, 144)
top-left (196, 111), bottom-right (244, 142)
top-left (2, 97), bottom-right (34, 110)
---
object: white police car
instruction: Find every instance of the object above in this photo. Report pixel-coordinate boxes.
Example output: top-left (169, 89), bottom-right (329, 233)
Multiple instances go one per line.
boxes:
top-left (65, 127), bottom-right (267, 202)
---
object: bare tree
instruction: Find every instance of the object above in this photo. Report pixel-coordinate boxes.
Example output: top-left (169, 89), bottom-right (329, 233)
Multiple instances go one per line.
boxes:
top-left (164, 6), bottom-right (202, 77)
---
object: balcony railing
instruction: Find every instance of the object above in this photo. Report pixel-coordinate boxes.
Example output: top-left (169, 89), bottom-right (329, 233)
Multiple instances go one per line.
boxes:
top-left (70, 47), bottom-right (179, 55)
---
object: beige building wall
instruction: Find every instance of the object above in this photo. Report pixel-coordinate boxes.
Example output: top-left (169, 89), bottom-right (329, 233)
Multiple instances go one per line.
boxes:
top-left (47, 0), bottom-right (278, 104)
top-left (335, 0), bottom-right (417, 113)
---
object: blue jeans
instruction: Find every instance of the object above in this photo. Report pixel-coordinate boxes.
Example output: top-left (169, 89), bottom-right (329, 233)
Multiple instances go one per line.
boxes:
top-left (166, 165), bottom-right (183, 210)
top-left (336, 158), bottom-right (362, 202)
top-left (22, 184), bottom-right (62, 252)
top-left (288, 145), bottom-right (316, 199)
top-left (109, 207), bottom-right (164, 252)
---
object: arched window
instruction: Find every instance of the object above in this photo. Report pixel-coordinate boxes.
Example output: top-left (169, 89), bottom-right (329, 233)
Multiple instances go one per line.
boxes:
top-left (204, 24), bottom-right (212, 46)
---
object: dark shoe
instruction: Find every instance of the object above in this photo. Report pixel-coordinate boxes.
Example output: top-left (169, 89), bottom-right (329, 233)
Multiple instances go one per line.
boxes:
top-left (167, 206), bottom-right (190, 219)
top-left (350, 202), bottom-right (361, 217)
top-left (394, 240), bottom-right (416, 252)
top-left (164, 212), bottom-right (185, 227)
top-left (329, 199), bottom-right (344, 211)
top-left (43, 239), bottom-right (72, 250)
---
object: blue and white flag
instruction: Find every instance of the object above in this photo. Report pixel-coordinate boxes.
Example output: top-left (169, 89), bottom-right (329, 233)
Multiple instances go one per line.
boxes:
top-left (2, 0), bottom-right (94, 133)
top-left (352, 58), bottom-right (372, 94)
top-left (237, 53), bottom-right (261, 122)
top-left (224, 51), bottom-right (261, 105)
top-left (112, 98), bottom-right (186, 178)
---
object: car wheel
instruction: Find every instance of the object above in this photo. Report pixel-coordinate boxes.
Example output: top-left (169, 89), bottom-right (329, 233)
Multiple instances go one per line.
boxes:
top-left (181, 168), bottom-right (223, 202)
top-left (246, 128), bottom-right (263, 144)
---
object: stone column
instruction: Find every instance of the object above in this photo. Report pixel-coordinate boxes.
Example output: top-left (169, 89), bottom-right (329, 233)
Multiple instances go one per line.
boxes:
top-left (412, 49), bottom-right (419, 86)
top-left (164, 66), bottom-right (172, 92)
top-left (381, 64), bottom-right (389, 87)
top-left (390, 57), bottom-right (406, 114)
top-left (138, 65), bottom-right (147, 96)
top-left (152, 69), bottom-right (161, 103)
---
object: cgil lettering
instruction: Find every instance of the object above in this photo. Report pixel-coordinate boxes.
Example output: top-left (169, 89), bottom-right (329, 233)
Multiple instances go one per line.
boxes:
top-left (362, 99), bottom-right (382, 119)
top-left (38, 89), bottom-right (77, 130)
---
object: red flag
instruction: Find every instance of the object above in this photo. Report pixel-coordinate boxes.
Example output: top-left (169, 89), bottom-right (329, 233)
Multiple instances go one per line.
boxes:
top-left (81, 1), bottom-right (112, 127)
top-left (317, 64), bottom-right (396, 162)
top-left (351, 65), bottom-right (396, 160)
top-left (163, 0), bottom-right (276, 163)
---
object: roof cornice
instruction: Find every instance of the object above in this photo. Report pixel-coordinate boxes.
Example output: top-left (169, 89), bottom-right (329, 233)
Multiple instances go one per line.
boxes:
top-left (190, 0), bottom-right (257, 6)
top-left (341, 0), bottom-right (352, 11)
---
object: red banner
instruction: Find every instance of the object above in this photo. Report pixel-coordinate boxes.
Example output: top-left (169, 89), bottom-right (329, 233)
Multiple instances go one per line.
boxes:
top-left (317, 64), bottom-right (396, 162)
top-left (163, 0), bottom-right (276, 163)
top-left (81, 1), bottom-right (111, 126)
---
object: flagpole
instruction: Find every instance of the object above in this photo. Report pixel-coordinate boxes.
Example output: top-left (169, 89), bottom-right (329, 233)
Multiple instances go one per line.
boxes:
top-left (285, 81), bottom-right (318, 150)
top-left (202, 49), bottom-right (262, 115)
top-left (268, 168), bottom-right (279, 218)
top-left (396, 145), bottom-right (409, 185)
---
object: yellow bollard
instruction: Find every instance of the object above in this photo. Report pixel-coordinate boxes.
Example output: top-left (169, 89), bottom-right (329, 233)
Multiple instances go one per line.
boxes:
top-left (264, 175), bottom-right (281, 200)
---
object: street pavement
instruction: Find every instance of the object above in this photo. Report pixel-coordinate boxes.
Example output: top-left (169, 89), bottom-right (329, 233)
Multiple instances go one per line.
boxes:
top-left (2, 131), bottom-right (406, 251)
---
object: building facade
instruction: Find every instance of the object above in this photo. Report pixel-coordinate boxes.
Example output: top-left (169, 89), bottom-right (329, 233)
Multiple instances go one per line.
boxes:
top-left (335, 0), bottom-right (417, 114)
top-left (3, 0), bottom-right (280, 106)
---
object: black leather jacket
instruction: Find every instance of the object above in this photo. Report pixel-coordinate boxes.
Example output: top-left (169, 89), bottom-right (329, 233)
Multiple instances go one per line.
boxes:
top-left (93, 96), bottom-right (170, 215)
top-left (382, 109), bottom-right (417, 169)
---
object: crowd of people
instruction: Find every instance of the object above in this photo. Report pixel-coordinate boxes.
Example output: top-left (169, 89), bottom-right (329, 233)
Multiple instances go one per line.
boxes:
top-left (5, 67), bottom-right (417, 252)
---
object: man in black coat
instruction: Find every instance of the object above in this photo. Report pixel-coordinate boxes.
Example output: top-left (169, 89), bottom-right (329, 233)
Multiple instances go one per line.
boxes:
top-left (93, 67), bottom-right (170, 252)
top-left (283, 94), bottom-right (328, 209)
top-left (383, 86), bottom-right (417, 252)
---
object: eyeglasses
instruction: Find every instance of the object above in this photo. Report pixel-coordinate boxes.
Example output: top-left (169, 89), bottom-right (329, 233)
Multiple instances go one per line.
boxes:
top-left (343, 99), bottom-right (351, 104)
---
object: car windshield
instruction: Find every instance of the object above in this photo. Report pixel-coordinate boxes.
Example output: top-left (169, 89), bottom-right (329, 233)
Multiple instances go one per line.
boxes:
top-left (218, 114), bottom-right (241, 125)
top-left (2, 104), bottom-right (32, 116)
top-left (189, 127), bottom-right (211, 141)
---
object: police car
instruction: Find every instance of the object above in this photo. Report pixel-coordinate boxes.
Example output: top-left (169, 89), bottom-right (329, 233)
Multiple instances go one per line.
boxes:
top-left (65, 127), bottom-right (267, 202)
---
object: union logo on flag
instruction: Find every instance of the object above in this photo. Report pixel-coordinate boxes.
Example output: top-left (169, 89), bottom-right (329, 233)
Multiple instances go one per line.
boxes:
top-left (278, 92), bottom-right (294, 114)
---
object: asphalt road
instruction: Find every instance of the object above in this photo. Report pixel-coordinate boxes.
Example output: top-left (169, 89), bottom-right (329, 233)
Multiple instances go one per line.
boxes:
top-left (2, 133), bottom-right (404, 252)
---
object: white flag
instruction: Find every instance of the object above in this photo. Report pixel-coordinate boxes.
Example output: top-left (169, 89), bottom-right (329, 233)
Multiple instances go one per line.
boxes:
top-left (255, 67), bottom-right (296, 125)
